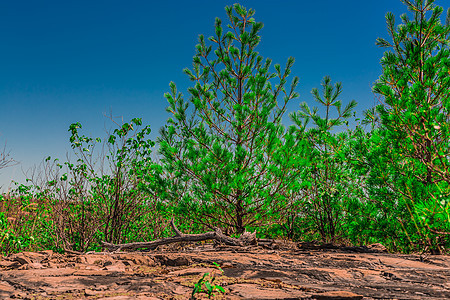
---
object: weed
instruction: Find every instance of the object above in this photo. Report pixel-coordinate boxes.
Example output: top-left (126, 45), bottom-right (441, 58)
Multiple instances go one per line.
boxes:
top-left (191, 262), bottom-right (225, 299)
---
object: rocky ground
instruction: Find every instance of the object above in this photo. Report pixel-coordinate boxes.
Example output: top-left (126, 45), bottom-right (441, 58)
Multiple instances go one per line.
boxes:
top-left (0, 242), bottom-right (449, 299)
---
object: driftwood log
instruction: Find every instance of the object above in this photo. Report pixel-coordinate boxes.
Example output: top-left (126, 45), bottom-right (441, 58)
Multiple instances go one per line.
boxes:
top-left (101, 218), bottom-right (257, 252)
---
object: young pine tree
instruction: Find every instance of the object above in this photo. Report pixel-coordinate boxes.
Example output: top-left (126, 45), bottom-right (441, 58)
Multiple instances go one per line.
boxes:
top-left (290, 76), bottom-right (358, 243)
top-left (371, 0), bottom-right (450, 252)
top-left (158, 4), bottom-right (307, 235)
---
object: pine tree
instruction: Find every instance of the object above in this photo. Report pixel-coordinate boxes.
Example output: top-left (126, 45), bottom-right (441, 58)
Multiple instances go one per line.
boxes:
top-left (371, 0), bottom-right (450, 252)
top-left (158, 4), bottom-right (306, 234)
top-left (290, 76), bottom-right (357, 243)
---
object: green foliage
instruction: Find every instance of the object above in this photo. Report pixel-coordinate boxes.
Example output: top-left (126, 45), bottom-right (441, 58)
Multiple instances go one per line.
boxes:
top-left (0, 191), bottom-right (57, 254)
top-left (290, 76), bottom-right (358, 243)
top-left (1, 118), bottom-right (166, 253)
top-left (158, 3), bottom-right (305, 234)
top-left (63, 118), bottom-right (163, 249)
top-left (2, 1), bottom-right (450, 255)
top-left (364, 0), bottom-right (450, 253)
top-left (69, 119), bottom-right (156, 244)
top-left (191, 262), bottom-right (225, 299)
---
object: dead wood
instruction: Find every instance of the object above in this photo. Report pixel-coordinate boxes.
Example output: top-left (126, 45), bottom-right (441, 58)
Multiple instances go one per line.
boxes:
top-left (101, 218), bottom-right (257, 252)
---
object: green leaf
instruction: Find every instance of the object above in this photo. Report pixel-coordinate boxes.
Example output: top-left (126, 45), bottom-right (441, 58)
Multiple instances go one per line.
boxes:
top-left (108, 135), bottom-right (116, 144)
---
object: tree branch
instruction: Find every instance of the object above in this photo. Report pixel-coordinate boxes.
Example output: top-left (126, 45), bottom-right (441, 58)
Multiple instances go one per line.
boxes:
top-left (101, 218), bottom-right (256, 252)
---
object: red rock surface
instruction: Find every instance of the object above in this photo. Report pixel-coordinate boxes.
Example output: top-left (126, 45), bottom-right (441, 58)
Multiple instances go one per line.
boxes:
top-left (0, 243), bottom-right (449, 299)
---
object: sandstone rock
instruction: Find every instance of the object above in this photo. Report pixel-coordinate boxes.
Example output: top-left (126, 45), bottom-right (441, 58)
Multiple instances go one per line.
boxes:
top-left (73, 269), bottom-right (111, 276)
top-left (221, 262), bottom-right (234, 268)
top-left (46, 262), bottom-right (59, 268)
top-left (84, 254), bottom-right (114, 265)
top-left (98, 296), bottom-right (159, 300)
top-left (312, 291), bottom-right (364, 300)
top-left (0, 260), bottom-right (21, 269)
top-left (10, 252), bottom-right (32, 265)
top-left (0, 280), bottom-right (15, 298)
top-left (173, 285), bottom-right (190, 295)
top-left (103, 260), bottom-right (113, 267)
top-left (228, 283), bottom-right (308, 299)
top-left (83, 265), bottom-right (102, 271)
top-left (103, 261), bottom-right (127, 272)
top-left (19, 251), bottom-right (48, 263)
top-left (169, 267), bottom-right (214, 276)
top-left (367, 243), bottom-right (387, 253)
top-left (84, 288), bottom-right (100, 296)
top-left (11, 291), bottom-right (29, 299)
top-left (97, 296), bottom-right (136, 300)
top-left (154, 254), bottom-right (190, 266)
top-left (75, 256), bottom-right (87, 264)
top-left (138, 285), bottom-right (152, 292)
top-left (1, 248), bottom-right (449, 299)
top-left (23, 262), bottom-right (45, 269)
top-left (114, 253), bottom-right (156, 266)
top-left (38, 250), bottom-right (54, 257)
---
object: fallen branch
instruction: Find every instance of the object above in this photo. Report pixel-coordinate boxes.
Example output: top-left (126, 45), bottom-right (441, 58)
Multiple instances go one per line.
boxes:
top-left (101, 218), bottom-right (257, 252)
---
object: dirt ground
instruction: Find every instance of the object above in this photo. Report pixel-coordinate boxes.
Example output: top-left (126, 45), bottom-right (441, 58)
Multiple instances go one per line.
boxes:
top-left (0, 242), bottom-right (449, 299)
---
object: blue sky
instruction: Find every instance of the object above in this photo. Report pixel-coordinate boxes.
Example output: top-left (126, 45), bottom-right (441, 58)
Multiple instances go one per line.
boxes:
top-left (0, 0), bottom-right (446, 191)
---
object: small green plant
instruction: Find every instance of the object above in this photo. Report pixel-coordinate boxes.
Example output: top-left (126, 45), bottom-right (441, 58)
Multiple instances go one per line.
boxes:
top-left (191, 262), bottom-right (225, 299)
top-left (0, 191), bottom-right (58, 255)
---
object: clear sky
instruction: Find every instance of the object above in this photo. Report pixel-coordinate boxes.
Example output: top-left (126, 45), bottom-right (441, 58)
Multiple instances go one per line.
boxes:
top-left (0, 0), bottom-right (447, 191)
